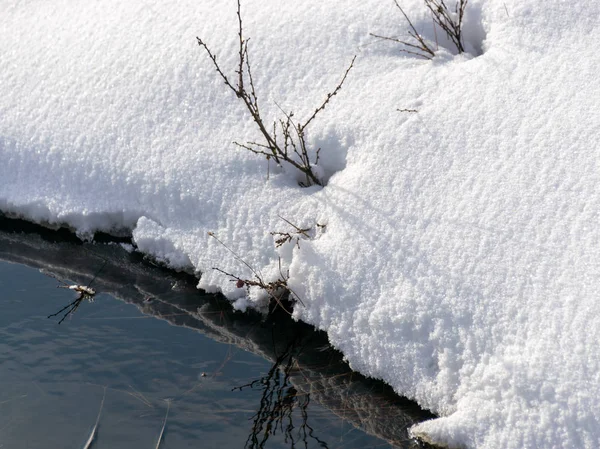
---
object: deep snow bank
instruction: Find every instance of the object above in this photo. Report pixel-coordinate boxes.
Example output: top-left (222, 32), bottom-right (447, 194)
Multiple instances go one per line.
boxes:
top-left (2, 1), bottom-right (600, 447)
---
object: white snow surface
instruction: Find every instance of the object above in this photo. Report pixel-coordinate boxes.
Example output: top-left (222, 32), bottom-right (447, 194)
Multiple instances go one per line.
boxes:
top-left (2, 1), bottom-right (600, 447)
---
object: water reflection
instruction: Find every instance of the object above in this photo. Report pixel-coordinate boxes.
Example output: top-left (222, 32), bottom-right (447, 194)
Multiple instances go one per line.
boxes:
top-left (47, 274), bottom-right (99, 324)
top-left (233, 329), bottom-right (329, 449)
top-left (0, 215), bottom-right (435, 448)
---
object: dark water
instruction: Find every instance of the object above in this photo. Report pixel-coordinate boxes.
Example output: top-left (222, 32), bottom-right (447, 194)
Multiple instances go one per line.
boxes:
top-left (0, 217), bottom-right (435, 449)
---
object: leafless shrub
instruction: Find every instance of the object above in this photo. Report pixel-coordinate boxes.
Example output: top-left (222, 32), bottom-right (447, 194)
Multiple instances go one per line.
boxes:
top-left (371, 0), bottom-right (467, 59)
top-left (197, 0), bottom-right (356, 187)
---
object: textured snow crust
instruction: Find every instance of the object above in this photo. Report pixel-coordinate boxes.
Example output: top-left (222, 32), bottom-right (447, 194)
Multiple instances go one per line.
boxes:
top-left (2, 1), bottom-right (600, 448)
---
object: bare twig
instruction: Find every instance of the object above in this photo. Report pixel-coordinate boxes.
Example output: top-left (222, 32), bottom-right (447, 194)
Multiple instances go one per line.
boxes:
top-left (299, 57), bottom-right (356, 134)
top-left (370, 0), bottom-right (436, 59)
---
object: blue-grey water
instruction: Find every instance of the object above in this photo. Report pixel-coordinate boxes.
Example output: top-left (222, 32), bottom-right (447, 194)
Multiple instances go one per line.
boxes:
top-left (0, 217), bottom-right (434, 449)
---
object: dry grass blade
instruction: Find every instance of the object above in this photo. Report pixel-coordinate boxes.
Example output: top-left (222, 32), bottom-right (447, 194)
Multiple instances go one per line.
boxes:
top-left (155, 399), bottom-right (171, 449)
top-left (82, 386), bottom-right (106, 449)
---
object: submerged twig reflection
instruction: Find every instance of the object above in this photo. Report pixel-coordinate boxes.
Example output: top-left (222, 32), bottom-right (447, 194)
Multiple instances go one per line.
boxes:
top-left (234, 336), bottom-right (328, 448)
top-left (47, 287), bottom-right (95, 324)
top-left (46, 260), bottom-right (106, 324)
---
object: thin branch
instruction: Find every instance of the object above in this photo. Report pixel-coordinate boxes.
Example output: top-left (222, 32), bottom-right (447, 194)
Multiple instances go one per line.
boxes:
top-left (393, 0), bottom-right (436, 58)
top-left (369, 33), bottom-right (434, 59)
top-left (155, 399), bottom-right (171, 449)
top-left (236, 0), bottom-right (245, 93)
top-left (196, 37), bottom-right (238, 94)
top-left (299, 55), bottom-right (356, 133)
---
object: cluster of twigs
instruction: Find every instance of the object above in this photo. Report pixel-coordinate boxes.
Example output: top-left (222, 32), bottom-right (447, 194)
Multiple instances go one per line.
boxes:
top-left (425, 0), bottom-right (467, 53)
top-left (197, 0), bottom-right (355, 187)
top-left (371, 0), bottom-right (467, 59)
top-left (208, 232), bottom-right (304, 315)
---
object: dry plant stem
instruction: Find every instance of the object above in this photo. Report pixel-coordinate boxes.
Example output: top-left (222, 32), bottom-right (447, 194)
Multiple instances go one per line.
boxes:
top-left (197, 0), bottom-right (355, 187)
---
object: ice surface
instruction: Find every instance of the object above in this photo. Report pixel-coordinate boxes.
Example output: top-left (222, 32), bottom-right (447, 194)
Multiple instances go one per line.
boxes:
top-left (2, 0), bottom-right (600, 447)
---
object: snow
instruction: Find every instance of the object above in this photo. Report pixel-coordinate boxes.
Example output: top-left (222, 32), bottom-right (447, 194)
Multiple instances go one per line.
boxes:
top-left (2, 0), bottom-right (600, 447)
